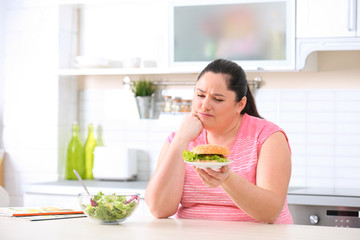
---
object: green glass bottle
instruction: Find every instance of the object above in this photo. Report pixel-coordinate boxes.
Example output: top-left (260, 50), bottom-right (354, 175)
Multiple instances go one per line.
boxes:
top-left (84, 123), bottom-right (97, 179)
top-left (65, 122), bottom-right (85, 180)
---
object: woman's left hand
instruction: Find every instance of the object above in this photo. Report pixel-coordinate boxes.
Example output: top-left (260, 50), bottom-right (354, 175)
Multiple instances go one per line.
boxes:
top-left (193, 165), bottom-right (231, 188)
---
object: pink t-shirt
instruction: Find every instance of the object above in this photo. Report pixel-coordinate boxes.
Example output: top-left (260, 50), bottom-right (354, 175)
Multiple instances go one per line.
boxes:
top-left (167, 113), bottom-right (293, 224)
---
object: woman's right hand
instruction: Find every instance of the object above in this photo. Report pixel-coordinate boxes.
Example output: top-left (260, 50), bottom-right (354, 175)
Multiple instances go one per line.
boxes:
top-left (175, 113), bottom-right (203, 143)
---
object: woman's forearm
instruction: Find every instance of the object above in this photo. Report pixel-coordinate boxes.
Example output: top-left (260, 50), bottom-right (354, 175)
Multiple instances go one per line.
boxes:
top-left (220, 172), bottom-right (286, 223)
top-left (146, 113), bottom-right (204, 218)
top-left (145, 137), bottom-right (189, 218)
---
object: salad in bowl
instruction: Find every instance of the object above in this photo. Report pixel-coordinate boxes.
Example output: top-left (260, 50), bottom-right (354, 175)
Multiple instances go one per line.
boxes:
top-left (79, 191), bottom-right (140, 224)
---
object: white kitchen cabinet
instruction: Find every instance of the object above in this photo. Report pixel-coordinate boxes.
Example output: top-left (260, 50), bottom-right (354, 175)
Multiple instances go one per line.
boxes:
top-left (295, 0), bottom-right (360, 69)
top-left (59, 0), bottom-right (171, 75)
top-left (296, 0), bottom-right (359, 38)
top-left (24, 193), bottom-right (80, 209)
top-left (59, 0), bottom-right (296, 72)
top-left (169, 0), bottom-right (295, 71)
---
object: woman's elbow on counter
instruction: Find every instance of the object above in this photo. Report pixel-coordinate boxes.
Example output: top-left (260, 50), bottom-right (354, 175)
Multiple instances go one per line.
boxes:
top-left (145, 197), bottom-right (177, 219)
top-left (259, 216), bottom-right (278, 224)
top-left (147, 205), bottom-right (177, 219)
top-left (256, 209), bottom-right (282, 224)
top-left (149, 209), bottom-right (173, 219)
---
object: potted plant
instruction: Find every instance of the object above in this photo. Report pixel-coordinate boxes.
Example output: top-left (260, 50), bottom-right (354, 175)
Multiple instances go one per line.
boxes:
top-left (131, 79), bottom-right (157, 119)
top-left (132, 80), bottom-right (157, 97)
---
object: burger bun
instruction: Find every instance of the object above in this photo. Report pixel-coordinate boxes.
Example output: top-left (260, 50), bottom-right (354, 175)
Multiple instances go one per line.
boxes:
top-left (192, 144), bottom-right (230, 155)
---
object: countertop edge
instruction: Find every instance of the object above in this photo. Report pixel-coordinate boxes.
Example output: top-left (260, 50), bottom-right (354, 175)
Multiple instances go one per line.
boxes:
top-left (24, 180), bottom-right (148, 198)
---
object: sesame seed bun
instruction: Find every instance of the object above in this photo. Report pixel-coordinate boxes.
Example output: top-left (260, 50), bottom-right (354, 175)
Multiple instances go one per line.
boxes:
top-left (192, 144), bottom-right (230, 155)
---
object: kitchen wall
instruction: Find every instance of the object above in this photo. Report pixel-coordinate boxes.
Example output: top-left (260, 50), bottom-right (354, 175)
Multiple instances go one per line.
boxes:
top-left (1, 0), bottom-right (360, 207)
top-left (76, 51), bottom-right (360, 188)
top-left (1, 0), bottom-right (59, 205)
top-left (76, 87), bottom-right (360, 188)
top-left (0, 0), bottom-right (5, 149)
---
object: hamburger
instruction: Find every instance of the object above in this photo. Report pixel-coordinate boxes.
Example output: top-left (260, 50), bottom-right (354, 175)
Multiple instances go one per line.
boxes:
top-left (182, 144), bottom-right (230, 163)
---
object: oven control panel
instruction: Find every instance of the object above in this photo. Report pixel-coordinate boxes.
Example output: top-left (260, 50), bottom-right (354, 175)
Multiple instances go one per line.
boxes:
top-left (327, 210), bottom-right (360, 228)
top-left (289, 205), bottom-right (360, 228)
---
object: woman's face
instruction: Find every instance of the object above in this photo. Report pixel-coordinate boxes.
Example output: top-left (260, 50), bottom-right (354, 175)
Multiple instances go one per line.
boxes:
top-left (192, 72), bottom-right (245, 132)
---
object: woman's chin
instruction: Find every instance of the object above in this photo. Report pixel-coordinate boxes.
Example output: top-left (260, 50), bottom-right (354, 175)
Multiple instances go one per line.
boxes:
top-left (202, 122), bottom-right (216, 131)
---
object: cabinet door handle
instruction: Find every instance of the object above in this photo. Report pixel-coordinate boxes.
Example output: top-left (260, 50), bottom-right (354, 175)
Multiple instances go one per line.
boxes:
top-left (348, 0), bottom-right (356, 31)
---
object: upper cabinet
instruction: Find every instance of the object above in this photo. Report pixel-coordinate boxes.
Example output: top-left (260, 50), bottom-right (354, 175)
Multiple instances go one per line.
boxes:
top-left (297, 0), bottom-right (359, 38)
top-left (296, 0), bottom-right (360, 69)
top-left (59, 0), bottom-right (171, 75)
top-left (58, 0), bottom-right (359, 74)
top-left (168, 0), bottom-right (295, 71)
top-left (59, 0), bottom-right (296, 74)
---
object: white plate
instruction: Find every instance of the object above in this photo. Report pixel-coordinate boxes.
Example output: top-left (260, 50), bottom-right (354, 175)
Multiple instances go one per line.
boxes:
top-left (184, 160), bottom-right (233, 169)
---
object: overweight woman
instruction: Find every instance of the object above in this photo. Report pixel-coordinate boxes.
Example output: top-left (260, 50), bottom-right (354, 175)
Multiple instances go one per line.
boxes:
top-left (145, 59), bottom-right (292, 224)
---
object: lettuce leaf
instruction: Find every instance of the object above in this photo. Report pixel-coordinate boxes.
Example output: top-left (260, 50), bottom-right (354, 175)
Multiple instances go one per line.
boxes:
top-left (182, 150), bottom-right (199, 162)
top-left (182, 150), bottom-right (228, 162)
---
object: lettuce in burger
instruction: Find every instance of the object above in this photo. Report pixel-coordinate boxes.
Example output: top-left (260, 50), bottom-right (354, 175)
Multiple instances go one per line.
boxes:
top-left (182, 144), bottom-right (230, 163)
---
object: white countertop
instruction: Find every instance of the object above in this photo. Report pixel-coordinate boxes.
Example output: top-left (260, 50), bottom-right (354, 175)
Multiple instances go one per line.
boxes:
top-left (1, 215), bottom-right (359, 240)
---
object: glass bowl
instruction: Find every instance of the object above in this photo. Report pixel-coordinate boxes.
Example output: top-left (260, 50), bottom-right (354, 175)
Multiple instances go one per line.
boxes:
top-left (78, 192), bottom-right (140, 224)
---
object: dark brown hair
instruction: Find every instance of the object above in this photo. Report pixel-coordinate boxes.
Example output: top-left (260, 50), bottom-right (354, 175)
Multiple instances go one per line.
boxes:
top-left (197, 59), bottom-right (261, 118)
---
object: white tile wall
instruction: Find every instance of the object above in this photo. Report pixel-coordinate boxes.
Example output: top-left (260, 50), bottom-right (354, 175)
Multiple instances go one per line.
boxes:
top-left (256, 89), bottom-right (360, 188)
top-left (1, 0), bottom-right (59, 206)
top-left (78, 88), bottom-right (360, 189)
top-left (77, 88), bottom-right (182, 181)
top-left (0, 0), bottom-right (5, 149)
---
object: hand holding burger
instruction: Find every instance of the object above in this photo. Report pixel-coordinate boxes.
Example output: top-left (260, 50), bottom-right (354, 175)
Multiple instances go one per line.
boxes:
top-left (183, 144), bottom-right (232, 188)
